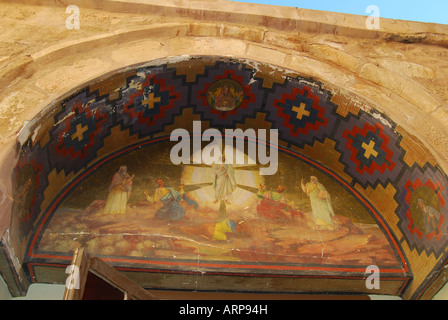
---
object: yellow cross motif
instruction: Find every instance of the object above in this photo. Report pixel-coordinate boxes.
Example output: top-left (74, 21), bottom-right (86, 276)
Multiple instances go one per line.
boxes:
top-left (71, 123), bottom-right (88, 142)
top-left (292, 102), bottom-right (310, 120)
top-left (362, 140), bottom-right (379, 159)
top-left (142, 92), bottom-right (161, 109)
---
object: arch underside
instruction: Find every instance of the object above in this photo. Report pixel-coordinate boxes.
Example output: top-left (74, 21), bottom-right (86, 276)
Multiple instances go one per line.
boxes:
top-left (8, 56), bottom-right (448, 298)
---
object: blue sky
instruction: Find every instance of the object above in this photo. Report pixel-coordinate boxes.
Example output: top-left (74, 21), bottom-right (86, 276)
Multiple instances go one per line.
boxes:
top-left (231, 0), bottom-right (448, 25)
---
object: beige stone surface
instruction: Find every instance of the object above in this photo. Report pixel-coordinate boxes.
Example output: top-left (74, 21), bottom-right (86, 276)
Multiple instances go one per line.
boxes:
top-left (0, 0), bottom-right (448, 299)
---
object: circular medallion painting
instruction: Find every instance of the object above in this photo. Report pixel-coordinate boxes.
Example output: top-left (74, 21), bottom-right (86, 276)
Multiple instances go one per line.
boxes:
top-left (207, 79), bottom-right (244, 112)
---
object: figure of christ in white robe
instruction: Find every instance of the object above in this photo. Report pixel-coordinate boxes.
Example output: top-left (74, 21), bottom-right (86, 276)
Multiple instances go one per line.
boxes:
top-left (213, 158), bottom-right (237, 204)
top-left (103, 166), bottom-right (133, 214)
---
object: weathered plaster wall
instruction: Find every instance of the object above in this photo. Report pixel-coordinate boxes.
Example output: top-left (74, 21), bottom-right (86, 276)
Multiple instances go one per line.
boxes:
top-left (0, 0), bottom-right (448, 299)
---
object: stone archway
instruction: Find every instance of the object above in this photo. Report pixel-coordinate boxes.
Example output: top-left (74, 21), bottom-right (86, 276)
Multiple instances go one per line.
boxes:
top-left (1, 0), bottom-right (448, 300)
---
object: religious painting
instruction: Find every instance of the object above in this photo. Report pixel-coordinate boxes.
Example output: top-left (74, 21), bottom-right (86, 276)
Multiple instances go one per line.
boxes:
top-left (206, 79), bottom-right (244, 111)
top-left (410, 186), bottom-right (444, 239)
top-left (37, 139), bottom-right (402, 270)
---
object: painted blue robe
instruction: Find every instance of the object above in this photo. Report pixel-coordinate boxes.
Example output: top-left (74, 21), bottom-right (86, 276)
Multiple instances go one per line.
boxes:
top-left (154, 187), bottom-right (198, 221)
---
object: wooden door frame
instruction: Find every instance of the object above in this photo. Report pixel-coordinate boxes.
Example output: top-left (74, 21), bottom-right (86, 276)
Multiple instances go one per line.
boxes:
top-left (63, 247), bottom-right (157, 300)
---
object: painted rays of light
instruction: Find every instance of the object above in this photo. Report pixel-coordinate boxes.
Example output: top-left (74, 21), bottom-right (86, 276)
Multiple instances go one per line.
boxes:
top-left (182, 146), bottom-right (264, 210)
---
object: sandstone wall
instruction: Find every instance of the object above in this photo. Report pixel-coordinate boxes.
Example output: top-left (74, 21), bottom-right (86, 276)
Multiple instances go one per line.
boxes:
top-left (1, 0), bottom-right (448, 299)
